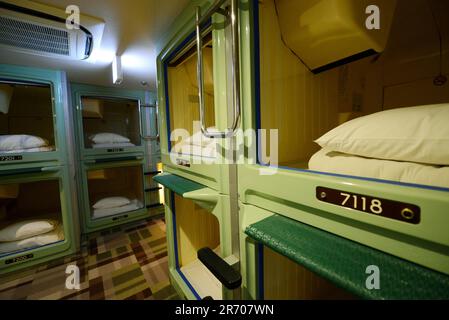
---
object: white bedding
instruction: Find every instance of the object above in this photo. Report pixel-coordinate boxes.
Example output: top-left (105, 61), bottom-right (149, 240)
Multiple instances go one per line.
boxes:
top-left (309, 149), bottom-right (449, 189)
top-left (171, 129), bottom-right (218, 158)
top-left (0, 219), bottom-right (58, 242)
top-left (92, 199), bottom-right (143, 219)
top-left (92, 142), bottom-right (136, 149)
top-left (0, 224), bottom-right (64, 256)
top-left (172, 143), bottom-right (217, 158)
top-left (89, 133), bottom-right (130, 144)
top-left (1, 146), bottom-right (55, 154)
top-left (0, 135), bottom-right (51, 152)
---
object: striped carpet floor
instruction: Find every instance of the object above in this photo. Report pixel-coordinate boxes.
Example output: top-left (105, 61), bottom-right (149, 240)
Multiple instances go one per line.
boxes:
top-left (0, 218), bottom-right (179, 300)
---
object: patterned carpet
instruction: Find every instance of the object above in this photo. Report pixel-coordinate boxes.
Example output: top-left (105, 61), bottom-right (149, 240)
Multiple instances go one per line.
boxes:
top-left (0, 218), bottom-right (179, 300)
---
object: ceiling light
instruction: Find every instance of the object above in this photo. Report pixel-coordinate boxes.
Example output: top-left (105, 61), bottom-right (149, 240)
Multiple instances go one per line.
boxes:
top-left (112, 55), bottom-right (123, 85)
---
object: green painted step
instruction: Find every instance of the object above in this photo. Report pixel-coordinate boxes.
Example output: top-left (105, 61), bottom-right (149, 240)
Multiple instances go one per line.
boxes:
top-left (154, 173), bottom-right (206, 196)
top-left (245, 214), bottom-right (449, 300)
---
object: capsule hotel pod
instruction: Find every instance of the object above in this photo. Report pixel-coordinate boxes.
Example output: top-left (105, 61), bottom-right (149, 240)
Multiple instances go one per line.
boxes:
top-left (0, 0), bottom-right (448, 306)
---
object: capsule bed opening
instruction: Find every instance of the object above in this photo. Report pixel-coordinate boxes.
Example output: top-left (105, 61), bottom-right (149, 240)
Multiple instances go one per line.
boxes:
top-left (173, 194), bottom-right (222, 300)
top-left (80, 96), bottom-right (142, 149)
top-left (87, 165), bottom-right (145, 220)
top-left (145, 168), bottom-right (165, 209)
top-left (256, 0), bottom-right (449, 190)
top-left (166, 32), bottom-right (217, 157)
top-left (0, 81), bottom-right (56, 155)
top-left (262, 247), bottom-right (354, 300)
top-left (0, 180), bottom-right (64, 257)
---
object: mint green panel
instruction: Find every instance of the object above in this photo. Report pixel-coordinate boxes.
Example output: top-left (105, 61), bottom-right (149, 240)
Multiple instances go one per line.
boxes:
top-left (161, 175), bottom-right (234, 300)
top-left (245, 214), bottom-right (449, 300)
top-left (156, 0), bottom-right (232, 194)
top-left (70, 83), bottom-right (147, 160)
top-left (238, 166), bottom-right (449, 276)
top-left (238, 202), bottom-right (272, 300)
top-left (154, 173), bottom-right (206, 196)
top-left (0, 64), bottom-right (70, 167)
top-left (0, 166), bottom-right (76, 274)
top-left (78, 158), bottom-right (151, 234)
top-left (236, 0), bottom-right (449, 277)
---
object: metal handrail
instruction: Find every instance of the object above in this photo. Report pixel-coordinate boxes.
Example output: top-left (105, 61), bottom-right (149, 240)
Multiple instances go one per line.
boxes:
top-left (140, 103), bottom-right (160, 141)
top-left (196, 0), bottom-right (241, 138)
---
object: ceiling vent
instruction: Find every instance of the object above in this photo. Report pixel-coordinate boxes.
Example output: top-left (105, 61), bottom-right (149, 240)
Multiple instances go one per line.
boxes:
top-left (0, 0), bottom-right (104, 60)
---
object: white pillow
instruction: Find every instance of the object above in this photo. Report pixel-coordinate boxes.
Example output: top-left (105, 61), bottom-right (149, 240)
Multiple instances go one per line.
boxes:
top-left (89, 133), bottom-right (130, 144)
top-left (0, 225), bottom-right (64, 255)
top-left (0, 135), bottom-right (49, 151)
top-left (0, 220), bottom-right (58, 242)
top-left (93, 197), bottom-right (131, 210)
top-left (315, 103), bottom-right (449, 165)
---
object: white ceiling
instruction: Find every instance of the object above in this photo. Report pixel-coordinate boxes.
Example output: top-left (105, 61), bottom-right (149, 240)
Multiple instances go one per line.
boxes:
top-left (0, 0), bottom-right (191, 91)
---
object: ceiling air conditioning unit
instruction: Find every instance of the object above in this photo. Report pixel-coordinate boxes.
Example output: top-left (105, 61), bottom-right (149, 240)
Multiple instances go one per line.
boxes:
top-left (0, 0), bottom-right (105, 60)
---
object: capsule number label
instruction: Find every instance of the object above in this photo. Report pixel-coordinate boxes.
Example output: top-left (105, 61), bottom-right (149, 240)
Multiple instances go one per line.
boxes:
top-left (340, 192), bottom-right (383, 215)
top-left (317, 187), bottom-right (420, 224)
top-left (107, 148), bottom-right (124, 153)
top-left (5, 254), bottom-right (34, 265)
top-left (0, 155), bottom-right (23, 162)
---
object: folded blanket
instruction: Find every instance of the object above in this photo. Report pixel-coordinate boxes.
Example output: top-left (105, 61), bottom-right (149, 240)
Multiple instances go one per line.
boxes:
top-left (172, 143), bottom-right (217, 158)
top-left (0, 224), bottom-right (64, 256)
top-left (0, 219), bottom-right (58, 242)
top-left (92, 142), bottom-right (136, 149)
top-left (92, 199), bottom-right (143, 219)
top-left (0, 135), bottom-right (49, 151)
top-left (89, 133), bottom-right (130, 144)
top-left (309, 148), bottom-right (449, 189)
top-left (1, 146), bottom-right (54, 154)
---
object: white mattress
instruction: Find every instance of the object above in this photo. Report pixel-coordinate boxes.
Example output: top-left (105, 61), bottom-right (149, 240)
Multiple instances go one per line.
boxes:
top-left (309, 148), bottom-right (449, 189)
top-left (92, 199), bottom-right (143, 219)
top-left (0, 224), bottom-right (64, 256)
top-left (92, 142), bottom-right (136, 149)
top-left (1, 146), bottom-right (55, 154)
top-left (172, 144), bottom-right (217, 158)
top-left (171, 130), bottom-right (218, 158)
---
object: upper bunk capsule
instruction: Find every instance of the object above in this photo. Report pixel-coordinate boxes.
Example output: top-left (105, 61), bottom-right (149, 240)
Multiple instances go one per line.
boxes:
top-left (0, 65), bottom-right (71, 167)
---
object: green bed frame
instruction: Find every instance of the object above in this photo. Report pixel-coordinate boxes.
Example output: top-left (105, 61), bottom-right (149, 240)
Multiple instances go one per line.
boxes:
top-left (71, 83), bottom-right (159, 234)
top-left (154, 173), bottom-right (236, 300)
top-left (0, 64), bottom-right (77, 274)
top-left (245, 213), bottom-right (449, 300)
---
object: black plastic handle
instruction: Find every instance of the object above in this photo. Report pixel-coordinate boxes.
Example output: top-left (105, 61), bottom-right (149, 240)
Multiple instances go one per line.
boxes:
top-left (147, 203), bottom-right (163, 209)
top-left (197, 247), bottom-right (242, 290)
top-left (144, 171), bottom-right (161, 176)
top-left (145, 187), bottom-right (163, 192)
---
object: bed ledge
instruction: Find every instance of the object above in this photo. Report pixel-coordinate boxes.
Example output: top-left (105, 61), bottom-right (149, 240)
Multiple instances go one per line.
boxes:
top-left (245, 214), bottom-right (449, 300)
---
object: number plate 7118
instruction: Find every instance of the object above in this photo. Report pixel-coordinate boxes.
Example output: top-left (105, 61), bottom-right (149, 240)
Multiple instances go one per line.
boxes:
top-left (316, 187), bottom-right (420, 224)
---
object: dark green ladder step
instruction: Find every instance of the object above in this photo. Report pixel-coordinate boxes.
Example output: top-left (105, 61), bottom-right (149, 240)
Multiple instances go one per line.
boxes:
top-left (245, 214), bottom-right (449, 300)
top-left (153, 173), bottom-right (206, 196)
